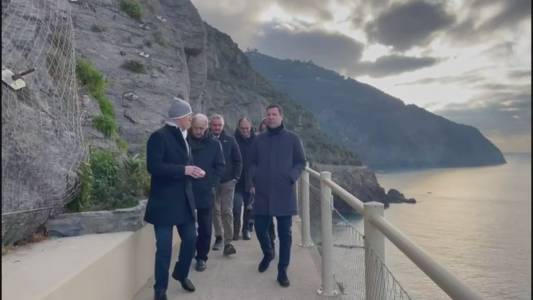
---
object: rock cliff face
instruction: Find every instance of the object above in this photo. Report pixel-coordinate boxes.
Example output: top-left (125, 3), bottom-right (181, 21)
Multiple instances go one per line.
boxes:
top-left (247, 51), bottom-right (507, 169)
top-left (70, 0), bottom-right (208, 153)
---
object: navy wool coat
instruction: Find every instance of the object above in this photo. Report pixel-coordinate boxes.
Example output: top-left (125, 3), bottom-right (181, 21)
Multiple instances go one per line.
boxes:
top-left (210, 130), bottom-right (243, 184)
top-left (188, 134), bottom-right (225, 209)
top-left (144, 125), bottom-right (196, 225)
top-left (234, 128), bottom-right (256, 193)
top-left (250, 124), bottom-right (306, 216)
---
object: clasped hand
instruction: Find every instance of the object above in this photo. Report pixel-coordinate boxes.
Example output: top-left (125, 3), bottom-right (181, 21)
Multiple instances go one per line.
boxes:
top-left (185, 165), bottom-right (206, 179)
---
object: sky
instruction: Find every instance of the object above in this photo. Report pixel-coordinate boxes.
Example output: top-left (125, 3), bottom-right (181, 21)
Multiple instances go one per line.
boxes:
top-left (191, 0), bottom-right (531, 153)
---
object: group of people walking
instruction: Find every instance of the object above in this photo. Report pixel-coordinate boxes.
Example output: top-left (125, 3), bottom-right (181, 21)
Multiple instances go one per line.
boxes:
top-left (144, 97), bottom-right (306, 300)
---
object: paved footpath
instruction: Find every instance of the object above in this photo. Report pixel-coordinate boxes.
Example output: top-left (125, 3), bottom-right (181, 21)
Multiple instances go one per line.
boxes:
top-left (133, 218), bottom-right (335, 300)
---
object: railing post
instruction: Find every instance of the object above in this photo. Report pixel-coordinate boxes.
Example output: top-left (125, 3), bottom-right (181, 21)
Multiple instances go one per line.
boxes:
top-left (364, 202), bottom-right (385, 300)
top-left (299, 169), bottom-right (314, 247)
top-left (317, 171), bottom-right (339, 297)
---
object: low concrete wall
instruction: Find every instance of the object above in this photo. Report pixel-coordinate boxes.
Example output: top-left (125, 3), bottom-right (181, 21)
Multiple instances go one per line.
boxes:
top-left (2, 224), bottom-right (179, 300)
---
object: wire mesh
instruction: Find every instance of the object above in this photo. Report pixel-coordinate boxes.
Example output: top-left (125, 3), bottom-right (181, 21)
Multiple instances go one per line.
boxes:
top-left (2, 0), bottom-right (85, 243)
top-left (303, 175), bottom-right (412, 299)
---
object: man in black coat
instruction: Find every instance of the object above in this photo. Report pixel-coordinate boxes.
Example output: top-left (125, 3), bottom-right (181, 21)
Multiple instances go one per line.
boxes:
top-left (209, 114), bottom-right (242, 255)
top-left (250, 104), bottom-right (306, 288)
top-left (188, 113), bottom-right (225, 272)
top-left (144, 98), bottom-right (205, 300)
top-left (233, 117), bottom-right (256, 240)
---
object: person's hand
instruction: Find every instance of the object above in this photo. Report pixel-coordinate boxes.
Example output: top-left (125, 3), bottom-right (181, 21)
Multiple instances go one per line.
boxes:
top-left (185, 166), bottom-right (206, 178)
top-left (250, 187), bottom-right (255, 195)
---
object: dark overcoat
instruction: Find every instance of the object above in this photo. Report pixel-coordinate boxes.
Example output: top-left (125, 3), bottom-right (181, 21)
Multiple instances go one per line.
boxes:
top-left (250, 124), bottom-right (306, 216)
top-left (144, 125), bottom-right (196, 225)
top-left (234, 128), bottom-right (256, 193)
top-left (210, 130), bottom-right (243, 184)
top-left (188, 134), bottom-right (225, 209)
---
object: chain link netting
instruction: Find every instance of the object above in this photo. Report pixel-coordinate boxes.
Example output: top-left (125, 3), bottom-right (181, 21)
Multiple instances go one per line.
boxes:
top-left (302, 175), bottom-right (411, 299)
top-left (2, 0), bottom-right (85, 244)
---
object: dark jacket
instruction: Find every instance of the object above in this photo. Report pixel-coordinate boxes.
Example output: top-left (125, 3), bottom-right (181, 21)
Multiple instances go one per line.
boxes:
top-left (250, 124), bottom-right (306, 216)
top-left (210, 130), bottom-right (242, 184)
top-left (188, 133), bottom-right (225, 209)
top-left (144, 125), bottom-right (196, 225)
top-left (234, 128), bottom-right (256, 193)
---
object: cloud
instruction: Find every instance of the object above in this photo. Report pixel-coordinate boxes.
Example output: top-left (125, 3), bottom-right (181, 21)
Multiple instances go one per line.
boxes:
top-left (448, 0), bottom-right (531, 44)
top-left (508, 69), bottom-right (531, 80)
top-left (437, 89), bottom-right (531, 153)
top-left (353, 55), bottom-right (441, 77)
top-left (396, 73), bottom-right (486, 86)
top-left (252, 23), bottom-right (365, 72)
top-left (364, 0), bottom-right (455, 51)
top-left (436, 87), bottom-right (531, 138)
top-left (274, 0), bottom-right (334, 21)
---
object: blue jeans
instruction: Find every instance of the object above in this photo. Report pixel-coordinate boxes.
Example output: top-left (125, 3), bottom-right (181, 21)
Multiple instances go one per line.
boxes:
top-left (153, 222), bottom-right (196, 292)
top-left (255, 215), bottom-right (292, 271)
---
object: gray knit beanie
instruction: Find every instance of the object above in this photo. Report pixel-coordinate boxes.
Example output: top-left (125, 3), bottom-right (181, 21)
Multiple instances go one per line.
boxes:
top-left (168, 96), bottom-right (192, 119)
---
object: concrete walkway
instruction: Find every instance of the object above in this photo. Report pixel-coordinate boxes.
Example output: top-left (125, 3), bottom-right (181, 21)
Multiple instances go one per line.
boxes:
top-left (134, 218), bottom-right (331, 300)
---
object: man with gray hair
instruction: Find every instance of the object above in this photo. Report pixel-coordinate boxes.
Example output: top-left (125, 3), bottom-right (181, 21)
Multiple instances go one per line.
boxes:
top-left (187, 113), bottom-right (225, 272)
top-left (144, 97), bottom-right (205, 300)
top-left (209, 114), bottom-right (242, 255)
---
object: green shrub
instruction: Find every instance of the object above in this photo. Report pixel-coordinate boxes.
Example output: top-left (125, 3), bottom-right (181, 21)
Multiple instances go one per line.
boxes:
top-left (76, 58), bottom-right (106, 98)
top-left (116, 137), bottom-right (129, 153)
top-left (76, 59), bottom-right (118, 137)
top-left (121, 60), bottom-right (146, 73)
top-left (67, 161), bottom-right (93, 212)
top-left (69, 149), bottom-right (150, 212)
top-left (120, 0), bottom-right (142, 20)
top-left (93, 115), bottom-right (117, 138)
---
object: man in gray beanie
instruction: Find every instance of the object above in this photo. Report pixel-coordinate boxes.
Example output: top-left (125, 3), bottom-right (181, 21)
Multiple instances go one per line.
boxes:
top-left (144, 96), bottom-right (205, 300)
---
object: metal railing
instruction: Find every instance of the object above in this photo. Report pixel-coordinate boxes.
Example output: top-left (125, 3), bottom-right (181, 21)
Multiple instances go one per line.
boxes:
top-left (297, 165), bottom-right (484, 300)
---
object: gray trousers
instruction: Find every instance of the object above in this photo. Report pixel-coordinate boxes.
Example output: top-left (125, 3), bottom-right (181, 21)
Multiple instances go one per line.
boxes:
top-left (213, 180), bottom-right (236, 245)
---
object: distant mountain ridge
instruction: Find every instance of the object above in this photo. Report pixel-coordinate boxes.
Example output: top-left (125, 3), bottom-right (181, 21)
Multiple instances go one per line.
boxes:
top-left (246, 50), bottom-right (506, 168)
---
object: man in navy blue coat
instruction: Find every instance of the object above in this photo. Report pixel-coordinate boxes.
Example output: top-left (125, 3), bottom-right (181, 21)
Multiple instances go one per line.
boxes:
top-left (187, 113), bottom-right (225, 272)
top-left (250, 104), bottom-right (306, 287)
top-left (144, 98), bottom-right (205, 300)
top-left (233, 117), bottom-right (256, 241)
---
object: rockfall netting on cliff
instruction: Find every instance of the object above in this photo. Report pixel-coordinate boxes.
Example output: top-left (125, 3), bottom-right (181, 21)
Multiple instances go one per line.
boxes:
top-left (2, 0), bottom-right (85, 245)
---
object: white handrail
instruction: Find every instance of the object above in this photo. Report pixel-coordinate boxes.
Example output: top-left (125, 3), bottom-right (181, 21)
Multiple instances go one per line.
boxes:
top-left (370, 214), bottom-right (484, 300)
top-left (301, 167), bottom-right (485, 300)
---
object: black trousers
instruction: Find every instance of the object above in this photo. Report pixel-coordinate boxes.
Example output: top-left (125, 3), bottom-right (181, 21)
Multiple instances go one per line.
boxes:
top-left (153, 222), bottom-right (196, 292)
top-left (195, 207), bottom-right (213, 261)
top-left (255, 215), bottom-right (292, 271)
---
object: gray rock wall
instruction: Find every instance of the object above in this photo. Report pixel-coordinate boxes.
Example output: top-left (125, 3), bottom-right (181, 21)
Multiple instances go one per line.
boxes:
top-left (70, 0), bottom-right (207, 153)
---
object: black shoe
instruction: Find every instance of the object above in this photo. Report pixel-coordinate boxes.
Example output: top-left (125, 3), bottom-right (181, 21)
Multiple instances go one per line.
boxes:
top-left (258, 254), bottom-right (274, 273)
top-left (212, 236), bottom-right (223, 250)
top-left (179, 278), bottom-right (195, 292)
top-left (154, 290), bottom-right (168, 300)
top-left (277, 274), bottom-right (290, 287)
top-left (195, 259), bottom-right (206, 272)
top-left (223, 243), bottom-right (236, 256)
top-left (242, 230), bottom-right (251, 240)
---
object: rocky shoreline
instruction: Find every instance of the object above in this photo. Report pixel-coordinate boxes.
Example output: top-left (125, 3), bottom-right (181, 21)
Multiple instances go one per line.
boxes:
top-left (311, 164), bottom-right (416, 214)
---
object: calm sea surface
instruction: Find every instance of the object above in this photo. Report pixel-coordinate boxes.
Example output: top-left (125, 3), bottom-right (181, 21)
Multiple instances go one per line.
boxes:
top-left (337, 154), bottom-right (531, 300)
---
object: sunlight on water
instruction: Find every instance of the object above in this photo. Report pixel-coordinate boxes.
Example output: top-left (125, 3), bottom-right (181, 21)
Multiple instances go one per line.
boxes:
top-left (371, 154), bottom-right (532, 300)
